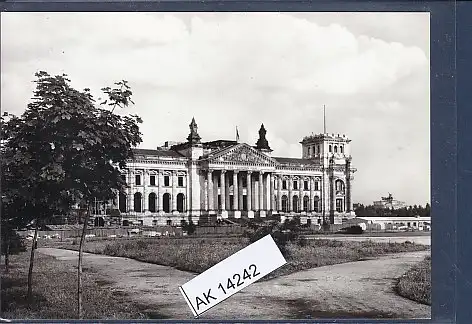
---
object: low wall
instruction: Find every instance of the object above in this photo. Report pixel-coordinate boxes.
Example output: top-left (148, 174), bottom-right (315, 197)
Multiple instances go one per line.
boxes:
top-left (17, 226), bottom-right (183, 240)
top-left (194, 225), bottom-right (245, 236)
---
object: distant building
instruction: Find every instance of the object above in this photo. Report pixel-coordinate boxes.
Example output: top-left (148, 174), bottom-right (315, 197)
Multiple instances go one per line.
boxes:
top-left (373, 193), bottom-right (407, 210)
top-left (95, 118), bottom-right (357, 226)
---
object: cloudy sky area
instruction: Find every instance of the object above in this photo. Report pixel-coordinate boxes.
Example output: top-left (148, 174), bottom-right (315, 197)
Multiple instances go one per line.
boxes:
top-left (1, 12), bottom-right (430, 206)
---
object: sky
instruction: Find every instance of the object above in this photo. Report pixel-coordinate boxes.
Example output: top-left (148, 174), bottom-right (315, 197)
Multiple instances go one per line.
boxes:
top-left (1, 12), bottom-right (430, 206)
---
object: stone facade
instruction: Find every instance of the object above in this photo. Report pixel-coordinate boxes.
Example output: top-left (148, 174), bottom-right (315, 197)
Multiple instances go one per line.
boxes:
top-left (106, 119), bottom-right (356, 226)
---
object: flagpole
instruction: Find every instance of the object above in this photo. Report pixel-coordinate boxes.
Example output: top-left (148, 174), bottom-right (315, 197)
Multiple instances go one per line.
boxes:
top-left (323, 104), bottom-right (326, 134)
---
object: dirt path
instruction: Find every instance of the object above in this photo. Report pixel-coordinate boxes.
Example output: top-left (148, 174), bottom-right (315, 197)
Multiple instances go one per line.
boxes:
top-left (37, 248), bottom-right (431, 320)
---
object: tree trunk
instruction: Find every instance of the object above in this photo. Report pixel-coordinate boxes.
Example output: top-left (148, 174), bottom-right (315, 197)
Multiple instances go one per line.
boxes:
top-left (77, 205), bottom-right (90, 319)
top-left (27, 218), bottom-right (39, 305)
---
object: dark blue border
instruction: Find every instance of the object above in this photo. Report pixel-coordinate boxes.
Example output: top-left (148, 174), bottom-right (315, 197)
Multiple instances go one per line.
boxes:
top-left (0, 1), bottom-right (458, 323)
top-left (457, 2), bottom-right (472, 324)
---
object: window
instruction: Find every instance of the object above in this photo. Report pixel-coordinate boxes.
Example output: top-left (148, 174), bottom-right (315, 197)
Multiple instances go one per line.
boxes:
top-left (340, 145), bottom-right (344, 154)
top-left (334, 145), bottom-right (338, 153)
top-left (307, 147), bottom-right (311, 156)
top-left (242, 177), bottom-right (247, 187)
top-left (152, 220), bottom-right (157, 226)
top-left (336, 199), bottom-right (343, 212)
top-left (307, 218), bottom-right (312, 226)
top-left (329, 145), bottom-right (332, 153)
top-left (166, 219), bottom-right (172, 226)
top-left (121, 175), bottom-right (126, 183)
top-left (282, 180), bottom-right (287, 190)
top-left (178, 176), bottom-right (184, 187)
top-left (281, 195), bottom-right (288, 212)
top-left (164, 175), bottom-right (170, 187)
top-left (304, 181), bottom-right (309, 191)
top-left (314, 181), bottom-right (319, 191)
top-left (336, 180), bottom-right (344, 193)
top-left (135, 175), bottom-right (141, 185)
top-left (293, 181), bottom-right (298, 190)
top-left (314, 196), bottom-right (320, 212)
top-left (303, 196), bottom-right (309, 212)
top-left (150, 175), bottom-right (156, 186)
top-left (317, 144), bottom-right (320, 154)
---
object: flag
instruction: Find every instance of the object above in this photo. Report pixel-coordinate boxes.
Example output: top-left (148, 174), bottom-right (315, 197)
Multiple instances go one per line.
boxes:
top-left (236, 126), bottom-right (240, 142)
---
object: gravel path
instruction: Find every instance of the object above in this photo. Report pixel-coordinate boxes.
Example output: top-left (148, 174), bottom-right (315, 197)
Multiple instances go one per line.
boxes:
top-left (37, 248), bottom-right (431, 320)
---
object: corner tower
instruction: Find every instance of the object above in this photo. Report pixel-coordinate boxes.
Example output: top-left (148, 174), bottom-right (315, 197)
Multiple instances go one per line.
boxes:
top-left (300, 133), bottom-right (352, 167)
top-left (255, 123), bottom-right (273, 156)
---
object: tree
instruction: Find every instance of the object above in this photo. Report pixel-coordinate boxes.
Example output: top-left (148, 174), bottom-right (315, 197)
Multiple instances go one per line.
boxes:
top-left (1, 72), bottom-right (142, 318)
top-left (1, 110), bottom-right (75, 302)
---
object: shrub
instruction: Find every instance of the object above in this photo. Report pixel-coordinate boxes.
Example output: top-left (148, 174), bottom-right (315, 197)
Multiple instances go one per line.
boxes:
top-left (336, 225), bottom-right (364, 234)
top-left (245, 221), bottom-right (300, 257)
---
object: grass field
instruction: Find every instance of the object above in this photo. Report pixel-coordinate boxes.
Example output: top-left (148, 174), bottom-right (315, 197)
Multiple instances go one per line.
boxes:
top-left (51, 236), bottom-right (430, 280)
top-left (2, 237), bottom-right (430, 319)
top-left (1, 245), bottom-right (149, 320)
top-left (395, 255), bottom-right (431, 305)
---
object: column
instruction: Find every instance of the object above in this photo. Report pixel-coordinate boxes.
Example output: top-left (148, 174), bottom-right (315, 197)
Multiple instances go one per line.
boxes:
top-left (207, 170), bottom-right (213, 212)
top-left (171, 171), bottom-right (177, 212)
top-left (330, 173), bottom-right (335, 216)
top-left (233, 171), bottom-right (239, 210)
top-left (269, 173), bottom-right (274, 212)
top-left (225, 171), bottom-right (230, 210)
top-left (259, 172), bottom-right (264, 211)
top-left (310, 176), bottom-right (315, 213)
top-left (213, 172), bottom-right (218, 212)
top-left (204, 171), bottom-right (209, 211)
top-left (347, 175), bottom-right (353, 212)
top-left (127, 170), bottom-right (134, 213)
top-left (220, 171), bottom-right (226, 210)
top-left (277, 175), bottom-right (282, 212)
top-left (143, 171), bottom-right (148, 212)
top-left (246, 171), bottom-right (252, 211)
top-left (157, 170), bottom-right (161, 212)
top-left (299, 176), bottom-right (303, 212)
top-left (238, 173), bottom-right (243, 211)
top-left (288, 176), bottom-right (293, 212)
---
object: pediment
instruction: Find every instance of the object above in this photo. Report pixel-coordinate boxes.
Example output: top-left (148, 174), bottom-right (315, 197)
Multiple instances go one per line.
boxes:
top-left (208, 143), bottom-right (278, 165)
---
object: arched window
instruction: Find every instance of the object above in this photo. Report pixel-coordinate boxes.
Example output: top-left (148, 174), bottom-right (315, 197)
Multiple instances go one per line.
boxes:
top-left (119, 192), bottom-right (127, 213)
top-left (329, 145), bottom-right (332, 153)
top-left (317, 144), bottom-right (321, 154)
top-left (335, 180), bottom-right (345, 194)
top-left (281, 195), bottom-right (288, 212)
top-left (334, 145), bottom-right (338, 153)
top-left (177, 193), bottom-right (185, 212)
top-left (303, 196), bottom-right (309, 212)
top-left (163, 193), bottom-right (171, 213)
top-left (134, 192), bottom-right (142, 212)
top-left (148, 192), bottom-right (157, 212)
top-left (307, 147), bottom-right (311, 156)
top-left (340, 145), bottom-right (344, 153)
top-left (314, 196), bottom-right (320, 212)
top-left (293, 195), bottom-right (299, 212)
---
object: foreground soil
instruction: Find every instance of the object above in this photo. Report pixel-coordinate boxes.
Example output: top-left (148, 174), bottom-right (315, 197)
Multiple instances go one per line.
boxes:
top-left (38, 248), bottom-right (431, 320)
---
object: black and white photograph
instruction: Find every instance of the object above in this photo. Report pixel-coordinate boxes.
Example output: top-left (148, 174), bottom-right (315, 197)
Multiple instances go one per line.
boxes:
top-left (1, 11), bottom-right (431, 320)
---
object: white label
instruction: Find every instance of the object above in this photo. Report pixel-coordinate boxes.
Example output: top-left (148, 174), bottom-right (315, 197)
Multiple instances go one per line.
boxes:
top-left (179, 234), bottom-right (287, 317)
